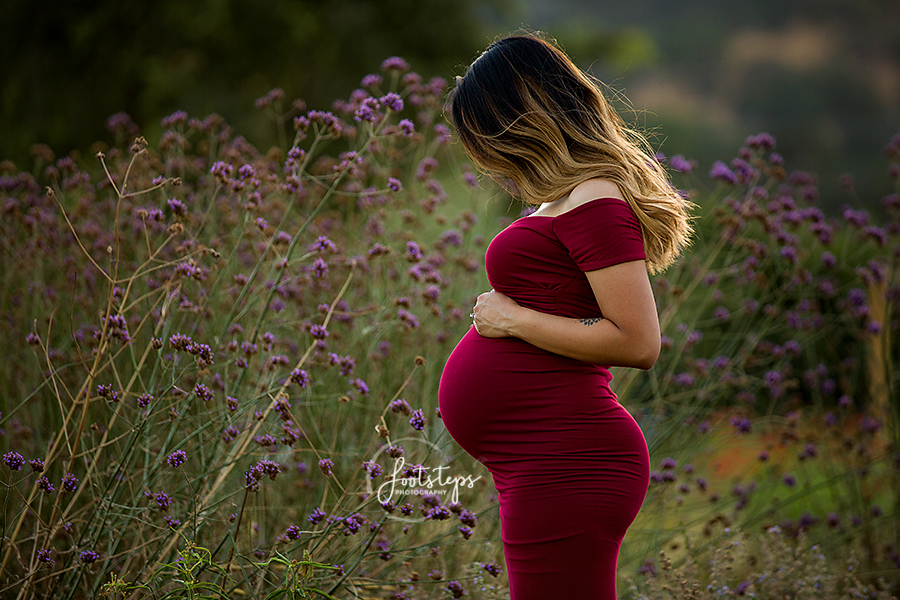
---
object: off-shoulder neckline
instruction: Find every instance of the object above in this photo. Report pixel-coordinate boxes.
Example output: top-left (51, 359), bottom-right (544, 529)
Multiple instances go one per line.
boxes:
top-left (522, 196), bottom-right (629, 220)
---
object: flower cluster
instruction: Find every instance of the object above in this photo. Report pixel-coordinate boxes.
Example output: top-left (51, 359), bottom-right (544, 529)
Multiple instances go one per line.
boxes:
top-left (244, 459), bottom-right (281, 492)
top-left (166, 450), bottom-right (187, 468)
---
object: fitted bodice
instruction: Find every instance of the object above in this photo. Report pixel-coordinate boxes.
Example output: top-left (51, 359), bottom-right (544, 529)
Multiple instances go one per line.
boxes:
top-left (484, 198), bottom-right (646, 318)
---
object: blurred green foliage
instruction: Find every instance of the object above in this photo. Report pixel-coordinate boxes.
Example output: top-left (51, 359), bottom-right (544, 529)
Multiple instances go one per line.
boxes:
top-left (0, 0), bottom-right (509, 165)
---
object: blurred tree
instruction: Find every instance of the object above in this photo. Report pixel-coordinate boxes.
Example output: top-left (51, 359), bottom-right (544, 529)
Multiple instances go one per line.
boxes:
top-left (0, 0), bottom-right (510, 164)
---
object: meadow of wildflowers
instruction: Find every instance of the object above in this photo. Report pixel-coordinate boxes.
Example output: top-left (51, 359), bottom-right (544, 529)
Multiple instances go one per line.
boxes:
top-left (620, 134), bottom-right (900, 599)
top-left (0, 54), bottom-right (898, 599)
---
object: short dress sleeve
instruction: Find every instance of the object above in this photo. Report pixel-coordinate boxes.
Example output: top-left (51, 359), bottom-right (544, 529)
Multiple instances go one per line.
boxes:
top-left (551, 197), bottom-right (646, 271)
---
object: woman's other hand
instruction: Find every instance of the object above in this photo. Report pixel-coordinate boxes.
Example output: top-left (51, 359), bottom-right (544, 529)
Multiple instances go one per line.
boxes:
top-left (472, 290), bottom-right (521, 338)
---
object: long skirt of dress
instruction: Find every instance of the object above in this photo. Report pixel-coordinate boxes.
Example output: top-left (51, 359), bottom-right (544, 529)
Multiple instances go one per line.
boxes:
top-left (439, 329), bottom-right (650, 599)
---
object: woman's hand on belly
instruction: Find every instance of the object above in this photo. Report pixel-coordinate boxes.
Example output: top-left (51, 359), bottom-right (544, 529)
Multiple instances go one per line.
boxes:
top-left (471, 289), bottom-right (521, 338)
top-left (470, 261), bottom-right (660, 369)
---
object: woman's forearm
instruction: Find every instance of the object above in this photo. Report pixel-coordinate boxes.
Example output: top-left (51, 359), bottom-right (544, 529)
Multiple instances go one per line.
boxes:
top-left (506, 306), bottom-right (660, 369)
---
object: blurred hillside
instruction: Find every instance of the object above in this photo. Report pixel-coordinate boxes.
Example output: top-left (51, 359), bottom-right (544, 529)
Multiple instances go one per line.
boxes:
top-left (2, 0), bottom-right (898, 211)
top-left (519, 0), bottom-right (900, 211)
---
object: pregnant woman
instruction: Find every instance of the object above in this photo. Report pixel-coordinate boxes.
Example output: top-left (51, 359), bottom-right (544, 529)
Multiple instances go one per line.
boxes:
top-left (438, 34), bottom-right (693, 598)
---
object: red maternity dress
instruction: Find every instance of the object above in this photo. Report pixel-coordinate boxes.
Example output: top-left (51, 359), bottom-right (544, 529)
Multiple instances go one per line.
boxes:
top-left (438, 198), bottom-right (651, 599)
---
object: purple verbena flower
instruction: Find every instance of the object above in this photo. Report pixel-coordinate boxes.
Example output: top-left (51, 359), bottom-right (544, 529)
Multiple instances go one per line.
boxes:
top-left (361, 73), bottom-right (382, 88)
top-left (780, 246), bottom-right (798, 263)
top-left (439, 229), bottom-right (463, 247)
top-left (80, 550), bottom-right (100, 564)
top-left (409, 409), bottom-right (427, 431)
top-left (668, 154), bottom-right (695, 173)
top-left (390, 398), bottom-right (411, 415)
top-left (381, 57), bottom-right (410, 72)
top-left (255, 434), bottom-right (277, 448)
top-left (446, 580), bottom-right (466, 598)
top-left (311, 236), bottom-right (338, 253)
top-left (166, 450), bottom-right (187, 468)
top-left (673, 372), bottom-right (695, 387)
top-left (398, 119), bottom-right (415, 137)
top-left (730, 158), bottom-right (757, 184)
top-left (167, 198), bottom-right (187, 217)
top-left (278, 525), bottom-right (303, 542)
top-left (458, 509), bottom-right (477, 527)
top-left (290, 369), bottom-right (310, 388)
top-left (380, 92), bottom-right (404, 113)
top-left (746, 132), bottom-right (776, 150)
top-left (61, 472), bottom-right (78, 493)
top-left (193, 383), bottom-right (214, 402)
top-left (362, 459), bottom-right (383, 479)
top-left (397, 308), bottom-right (420, 329)
top-left (709, 161), bottom-right (737, 185)
top-left (425, 504), bottom-right (451, 520)
top-left (161, 110), bottom-right (188, 127)
top-left (169, 333), bottom-right (192, 351)
top-left (96, 383), bottom-right (118, 401)
top-left (354, 97), bottom-right (379, 122)
top-left (106, 111), bottom-right (137, 134)
top-left (637, 558), bottom-right (658, 576)
top-left (843, 208), bottom-right (869, 227)
top-left (222, 425), bottom-right (240, 442)
top-left (153, 491), bottom-right (173, 510)
top-left (367, 242), bottom-right (390, 257)
top-left (406, 241), bottom-right (423, 262)
top-left (685, 330), bottom-right (703, 345)
top-left (308, 507), bottom-right (327, 524)
top-left (3, 451), bottom-right (25, 471)
top-left (349, 377), bottom-right (369, 396)
top-left (764, 370), bottom-right (782, 388)
top-left (318, 458), bottom-right (334, 476)
top-left (859, 415), bottom-right (882, 434)
top-left (730, 415), bottom-right (753, 434)
top-left (800, 443), bottom-right (818, 459)
top-left (328, 353), bottom-right (356, 375)
top-left (341, 513), bottom-right (366, 535)
top-left (310, 256), bottom-right (328, 278)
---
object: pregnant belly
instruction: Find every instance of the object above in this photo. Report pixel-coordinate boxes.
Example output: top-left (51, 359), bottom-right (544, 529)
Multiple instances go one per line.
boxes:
top-left (438, 327), bottom-right (621, 465)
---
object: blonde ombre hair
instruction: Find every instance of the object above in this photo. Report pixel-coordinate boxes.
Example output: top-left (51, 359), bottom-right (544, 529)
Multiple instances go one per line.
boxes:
top-left (446, 33), bottom-right (693, 274)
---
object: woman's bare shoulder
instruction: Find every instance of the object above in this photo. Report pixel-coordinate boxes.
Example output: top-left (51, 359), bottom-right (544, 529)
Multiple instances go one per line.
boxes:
top-left (566, 178), bottom-right (625, 208)
top-left (529, 178), bottom-right (626, 218)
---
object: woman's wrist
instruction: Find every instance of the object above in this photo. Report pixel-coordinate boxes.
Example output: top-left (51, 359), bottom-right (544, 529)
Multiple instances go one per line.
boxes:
top-left (505, 303), bottom-right (531, 338)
